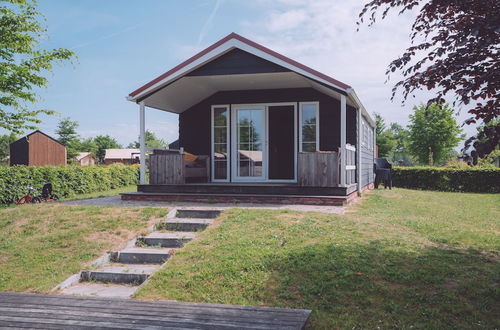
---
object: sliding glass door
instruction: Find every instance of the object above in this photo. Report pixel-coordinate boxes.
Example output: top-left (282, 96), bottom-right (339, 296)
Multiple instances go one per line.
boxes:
top-left (232, 106), bottom-right (265, 181)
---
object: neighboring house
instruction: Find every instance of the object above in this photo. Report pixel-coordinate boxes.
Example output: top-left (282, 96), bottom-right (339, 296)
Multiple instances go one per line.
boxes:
top-left (76, 152), bottom-right (96, 166)
top-left (10, 130), bottom-right (66, 166)
top-left (104, 149), bottom-right (140, 165)
top-left (124, 33), bottom-right (376, 205)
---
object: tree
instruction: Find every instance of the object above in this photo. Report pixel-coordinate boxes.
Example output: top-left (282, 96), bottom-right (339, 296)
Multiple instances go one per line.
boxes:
top-left (93, 135), bottom-right (121, 164)
top-left (407, 103), bottom-right (464, 165)
top-left (358, 0), bottom-right (500, 124)
top-left (463, 118), bottom-right (500, 165)
top-left (388, 123), bottom-right (413, 165)
top-left (78, 137), bottom-right (98, 154)
top-left (0, 132), bottom-right (17, 165)
top-left (129, 130), bottom-right (168, 149)
top-left (55, 117), bottom-right (80, 160)
top-left (0, 0), bottom-right (74, 133)
top-left (374, 113), bottom-right (396, 157)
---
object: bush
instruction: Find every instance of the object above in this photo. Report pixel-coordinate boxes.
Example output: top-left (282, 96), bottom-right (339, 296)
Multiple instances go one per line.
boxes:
top-left (0, 164), bottom-right (139, 204)
top-left (392, 167), bottom-right (500, 193)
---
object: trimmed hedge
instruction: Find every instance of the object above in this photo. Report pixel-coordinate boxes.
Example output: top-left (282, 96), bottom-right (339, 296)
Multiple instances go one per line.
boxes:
top-left (0, 164), bottom-right (139, 204)
top-left (392, 167), bottom-right (500, 193)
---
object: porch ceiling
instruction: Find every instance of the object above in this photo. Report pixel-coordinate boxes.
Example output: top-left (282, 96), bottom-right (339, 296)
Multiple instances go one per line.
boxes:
top-left (140, 72), bottom-right (356, 113)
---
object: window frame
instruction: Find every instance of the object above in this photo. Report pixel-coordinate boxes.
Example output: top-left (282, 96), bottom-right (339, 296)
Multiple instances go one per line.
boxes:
top-left (211, 105), bottom-right (230, 182)
top-left (298, 101), bottom-right (320, 152)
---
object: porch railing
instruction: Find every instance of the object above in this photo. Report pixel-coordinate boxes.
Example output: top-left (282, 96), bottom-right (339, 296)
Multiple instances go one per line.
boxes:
top-left (149, 151), bottom-right (184, 184)
top-left (298, 151), bottom-right (339, 187)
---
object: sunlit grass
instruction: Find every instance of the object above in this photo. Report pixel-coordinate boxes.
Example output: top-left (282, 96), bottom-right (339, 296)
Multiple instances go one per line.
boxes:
top-left (136, 189), bottom-right (500, 329)
top-left (0, 204), bottom-right (167, 292)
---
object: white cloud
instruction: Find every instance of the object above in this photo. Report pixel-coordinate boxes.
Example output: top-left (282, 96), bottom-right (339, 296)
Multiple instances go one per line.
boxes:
top-left (241, 0), bottom-right (476, 138)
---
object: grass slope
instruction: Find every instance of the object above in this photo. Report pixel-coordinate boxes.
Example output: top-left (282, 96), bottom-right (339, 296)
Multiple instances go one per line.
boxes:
top-left (0, 204), bottom-right (166, 292)
top-left (136, 189), bottom-right (500, 329)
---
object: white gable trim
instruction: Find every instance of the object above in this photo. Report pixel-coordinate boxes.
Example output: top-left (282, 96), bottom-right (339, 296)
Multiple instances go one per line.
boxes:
top-left (127, 39), bottom-right (349, 102)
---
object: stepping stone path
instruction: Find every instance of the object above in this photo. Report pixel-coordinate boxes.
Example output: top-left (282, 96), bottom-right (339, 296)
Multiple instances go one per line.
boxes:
top-left (57, 208), bottom-right (221, 298)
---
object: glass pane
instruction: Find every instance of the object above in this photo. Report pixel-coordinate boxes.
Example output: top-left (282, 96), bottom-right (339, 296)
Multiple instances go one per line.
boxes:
top-left (214, 127), bottom-right (227, 143)
top-left (214, 108), bottom-right (227, 126)
top-left (301, 104), bottom-right (317, 126)
top-left (302, 124), bottom-right (316, 143)
top-left (214, 143), bottom-right (227, 157)
top-left (214, 160), bottom-right (227, 180)
top-left (237, 108), bottom-right (264, 177)
top-left (212, 106), bottom-right (228, 180)
top-left (302, 142), bottom-right (316, 152)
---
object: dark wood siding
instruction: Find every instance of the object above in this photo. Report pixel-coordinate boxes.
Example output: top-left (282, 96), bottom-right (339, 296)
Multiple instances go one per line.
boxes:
top-left (9, 131), bottom-right (66, 166)
top-left (9, 138), bottom-right (29, 166)
top-left (179, 88), bottom-right (345, 158)
top-left (186, 49), bottom-right (290, 76)
top-left (346, 105), bottom-right (357, 145)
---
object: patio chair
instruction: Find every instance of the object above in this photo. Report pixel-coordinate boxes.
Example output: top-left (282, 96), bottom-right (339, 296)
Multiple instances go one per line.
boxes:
top-left (374, 158), bottom-right (392, 189)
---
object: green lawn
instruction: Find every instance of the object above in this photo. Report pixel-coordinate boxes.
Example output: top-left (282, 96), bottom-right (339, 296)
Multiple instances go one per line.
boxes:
top-left (59, 184), bottom-right (137, 201)
top-left (0, 204), bottom-right (167, 292)
top-left (136, 189), bottom-right (500, 329)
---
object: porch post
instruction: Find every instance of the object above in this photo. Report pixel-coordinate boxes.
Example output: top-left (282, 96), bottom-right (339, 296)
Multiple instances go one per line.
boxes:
top-left (340, 95), bottom-right (347, 187)
top-left (357, 107), bottom-right (362, 195)
top-left (139, 101), bottom-right (146, 185)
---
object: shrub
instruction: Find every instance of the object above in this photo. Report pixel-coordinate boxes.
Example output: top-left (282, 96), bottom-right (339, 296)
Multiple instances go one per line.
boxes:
top-left (392, 167), bottom-right (500, 193)
top-left (0, 164), bottom-right (139, 204)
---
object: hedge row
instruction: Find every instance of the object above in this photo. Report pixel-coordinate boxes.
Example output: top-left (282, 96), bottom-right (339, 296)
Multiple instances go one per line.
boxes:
top-left (0, 164), bottom-right (139, 204)
top-left (392, 167), bottom-right (500, 193)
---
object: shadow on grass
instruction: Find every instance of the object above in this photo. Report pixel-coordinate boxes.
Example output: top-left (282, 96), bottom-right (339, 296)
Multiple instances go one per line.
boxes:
top-left (265, 241), bottom-right (499, 329)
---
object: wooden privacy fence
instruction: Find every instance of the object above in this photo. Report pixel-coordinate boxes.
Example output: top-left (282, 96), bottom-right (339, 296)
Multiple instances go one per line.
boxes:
top-left (298, 152), bottom-right (339, 187)
top-left (149, 153), bottom-right (184, 184)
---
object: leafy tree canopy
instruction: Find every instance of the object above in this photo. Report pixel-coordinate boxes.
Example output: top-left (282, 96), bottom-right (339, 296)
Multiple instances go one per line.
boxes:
top-left (373, 112), bottom-right (396, 157)
top-left (407, 103), bottom-right (464, 165)
top-left (0, 132), bottom-right (17, 164)
top-left (93, 135), bottom-right (121, 164)
top-left (358, 0), bottom-right (499, 124)
top-left (0, 0), bottom-right (74, 133)
top-left (55, 117), bottom-right (80, 160)
top-left (129, 130), bottom-right (168, 149)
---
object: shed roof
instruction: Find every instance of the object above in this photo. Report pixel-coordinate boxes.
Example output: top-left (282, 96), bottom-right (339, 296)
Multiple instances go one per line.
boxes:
top-left (11, 130), bottom-right (65, 147)
top-left (76, 152), bottom-right (94, 161)
top-left (104, 148), bottom-right (140, 160)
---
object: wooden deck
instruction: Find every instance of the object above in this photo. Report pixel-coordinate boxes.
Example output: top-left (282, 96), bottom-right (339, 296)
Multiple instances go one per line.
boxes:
top-left (137, 183), bottom-right (355, 196)
top-left (0, 292), bottom-right (311, 329)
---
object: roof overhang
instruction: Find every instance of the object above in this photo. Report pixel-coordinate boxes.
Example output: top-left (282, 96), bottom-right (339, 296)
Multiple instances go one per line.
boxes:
top-left (127, 33), bottom-right (374, 127)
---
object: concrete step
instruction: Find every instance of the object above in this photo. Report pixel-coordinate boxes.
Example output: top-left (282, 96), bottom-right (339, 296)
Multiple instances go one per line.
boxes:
top-left (137, 232), bottom-right (195, 248)
top-left (110, 247), bottom-right (175, 264)
top-left (60, 283), bottom-right (137, 298)
top-left (161, 218), bottom-right (214, 231)
top-left (176, 209), bottom-right (222, 219)
top-left (80, 264), bottom-right (160, 285)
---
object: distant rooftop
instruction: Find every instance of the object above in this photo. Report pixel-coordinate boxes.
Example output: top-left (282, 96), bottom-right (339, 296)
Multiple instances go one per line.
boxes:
top-left (104, 148), bottom-right (140, 160)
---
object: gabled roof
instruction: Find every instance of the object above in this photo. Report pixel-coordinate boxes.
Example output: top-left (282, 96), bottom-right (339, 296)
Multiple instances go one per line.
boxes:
top-left (11, 130), bottom-right (65, 147)
top-left (128, 32), bottom-right (351, 101)
top-left (76, 152), bottom-right (94, 161)
top-left (127, 32), bottom-right (375, 127)
top-left (104, 148), bottom-right (140, 160)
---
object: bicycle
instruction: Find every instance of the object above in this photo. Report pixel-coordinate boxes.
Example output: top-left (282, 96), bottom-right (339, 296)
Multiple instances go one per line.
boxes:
top-left (15, 186), bottom-right (41, 204)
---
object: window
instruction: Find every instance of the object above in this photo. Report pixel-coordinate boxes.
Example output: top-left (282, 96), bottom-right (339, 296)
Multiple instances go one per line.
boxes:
top-left (299, 102), bottom-right (319, 152)
top-left (212, 105), bottom-right (229, 181)
top-left (362, 119), bottom-right (368, 148)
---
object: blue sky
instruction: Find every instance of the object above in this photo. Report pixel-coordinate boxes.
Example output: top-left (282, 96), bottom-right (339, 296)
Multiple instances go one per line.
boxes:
top-left (11, 0), bottom-right (476, 145)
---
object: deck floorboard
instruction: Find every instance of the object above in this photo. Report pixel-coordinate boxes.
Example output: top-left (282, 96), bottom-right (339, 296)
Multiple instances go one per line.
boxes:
top-left (0, 292), bottom-right (311, 329)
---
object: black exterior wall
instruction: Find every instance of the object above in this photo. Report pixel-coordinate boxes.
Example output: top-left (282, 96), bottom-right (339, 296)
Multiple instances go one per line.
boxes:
top-left (9, 138), bottom-right (29, 165)
top-left (178, 87), bottom-right (358, 181)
